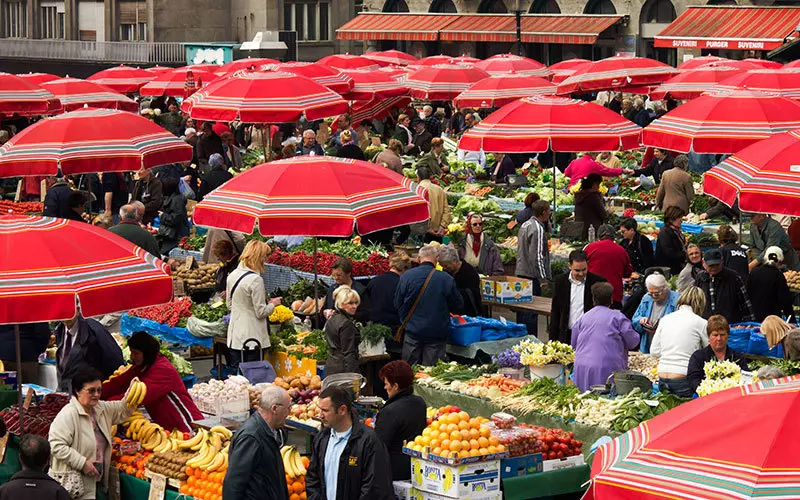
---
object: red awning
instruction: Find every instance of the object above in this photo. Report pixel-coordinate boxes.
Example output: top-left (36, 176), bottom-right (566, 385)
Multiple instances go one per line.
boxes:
top-left (655, 6), bottom-right (800, 51)
top-left (337, 13), bottom-right (620, 44)
top-left (336, 13), bottom-right (460, 41)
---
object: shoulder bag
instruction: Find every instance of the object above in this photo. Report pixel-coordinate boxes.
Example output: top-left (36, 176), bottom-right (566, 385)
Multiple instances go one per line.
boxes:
top-left (50, 470), bottom-right (85, 499)
top-left (394, 268), bottom-right (436, 344)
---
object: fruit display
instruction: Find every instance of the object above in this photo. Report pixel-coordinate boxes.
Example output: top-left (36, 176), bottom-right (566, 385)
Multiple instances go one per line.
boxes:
top-left (125, 378), bottom-right (147, 408)
top-left (129, 297), bottom-right (193, 327)
top-left (182, 465), bottom-right (225, 500)
top-left (273, 374), bottom-right (322, 393)
top-left (105, 364), bottom-right (131, 383)
top-left (268, 248), bottom-right (389, 277)
top-left (0, 200), bottom-right (43, 214)
top-left (785, 270), bottom-right (800, 292)
top-left (283, 445), bottom-right (310, 500)
top-left (173, 262), bottom-right (218, 289)
top-left (111, 438), bottom-right (150, 479)
top-left (514, 424), bottom-right (582, 459)
top-left (146, 450), bottom-right (194, 482)
top-left (0, 393), bottom-right (70, 436)
top-left (405, 409), bottom-right (505, 461)
top-left (188, 376), bottom-right (251, 415)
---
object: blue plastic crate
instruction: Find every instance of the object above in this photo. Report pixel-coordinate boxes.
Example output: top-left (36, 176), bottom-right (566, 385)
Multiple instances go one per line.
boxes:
top-left (449, 324), bottom-right (482, 346)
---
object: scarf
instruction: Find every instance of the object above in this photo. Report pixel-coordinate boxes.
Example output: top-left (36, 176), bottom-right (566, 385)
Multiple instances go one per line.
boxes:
top-left (466, 233), bottom-right (482, 268)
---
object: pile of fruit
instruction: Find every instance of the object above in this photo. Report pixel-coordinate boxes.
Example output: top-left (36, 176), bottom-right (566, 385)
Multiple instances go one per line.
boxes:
top-left (173, 262), bottom-right (218, 289)
top-left (129, 297), bottom-right (194, 327)
top-left (785, 270), bottom-right (800, 292)
top-left (0, 393), bottom-right (70, 436)
top-left (406, 409), bottom-right (505, 460)
top-left (516, 424), bottom-right (583, 459)
top-left (146, 451), bottom-right (194, 482)
top-left (0, 200), bottom-right (43, 214)
top-left (267, 248), bottom-right (389, 277)
top-left (125, 378), bottom-right (147, 408)
top-left (283, 445), bottom-right (309, 500)
top-left (111, 438), bottom-right (150, 478)
top-left (182, 465), bottom-right (225, 500)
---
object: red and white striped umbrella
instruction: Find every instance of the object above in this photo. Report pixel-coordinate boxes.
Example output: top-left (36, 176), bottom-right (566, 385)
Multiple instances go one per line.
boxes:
top-left (700, 60), bottom-right (763, 72)
top-left (742, 58), bottom-right (782, 69)
top-left (41, 78), bottom-right (139, 113)
top-left (458, 95), bottom-right (641, 153)
top-left (0, 107), bottom-right (192, 176)
top-left (16, 73), bottom-right (60, 85)
top-left (181, 72), bottom-right (348, 123)
top-left (547, 58), bottom-right (591, 84)
top-left (185, 64), bottom-right (225, 74)
top-left (318, 54), bottom-right (379, 71)
top-left (339, 69), bottom-right (408, 101)
top-left (221, 58), bottom-right (280, 74)
top-left (0, 73), bottom-right (61, 117)
top-left (785, 60), bottom-right (800, 70)
top-left (677, 56), bottom-right (730, 70)
top-left (406, 64), bottom-right (490, 101)
top-left (712, 69), bottom-right (800, 99)
top-left (452, 55), bottom-right (480, 65)
top-left (364, 50), bottom-right (418, 67)
top-left (454, 73), bottom-right (555, 108)
top-left (377, 66), bottom-right (410, 83)
top-left (475, 54), bottom-right (549, 77)
top-left (145, 65), bottom-right (172, 74)
top-left (269, 62), bottom-right (355, 94)
top-left (86, 65), bottom-right (155, 93)
top-left (416, 55), bottom-right (461, 67)
top-left (139, 68), bottom-right (218, 96)
top-left (350, 95), bottom-right (412, 126)
top-left (642, 89), bottom-right (800, 154)
top-left (557, 56), bottom-right (678, 95)
top-left (649, 65), bottom-right (742, 101)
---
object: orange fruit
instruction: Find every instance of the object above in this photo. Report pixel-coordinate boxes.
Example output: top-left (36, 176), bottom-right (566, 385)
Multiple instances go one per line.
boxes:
top-left (479, 447), bottom-right (488, 455)
top-left (449, 430), bottom-right (461, 441)
top-left (188, 477), bottom-right (196, 486)
top-left (286, 475), bottom-right (292, 484)
top-left (478, 436), bottom-right (489, 448)
top-left (479, 426), bottom-right (491, 438)
top-left (422, 428), bottom-right (432, 437)
top-left (461, 440), bottom-right (470, 451)
top-left (488, 436), bottom-right (499, 447)
top-left (487, 445), bottom-right (498, 454)
top-left (185, 466), bottom-right (194, 477)
top-left (428, 430), bottom-right (440, 440)
top-left (301, 456), bottom-right (310, 468)
top-left (468, 428), bottom-right (480, 440)
top-left (497, 444), bottom-right (506, 453)
top-left (432, 447), bottom-right (442, 456)
top-left (458, 411), bottom-right (470, 422)
top-left (292, 482), bottom-right (304, 494)
top-left (446, 423), bottom-right (458, 433)
top-left (457, 420), bottom-right (470, 431)
top-left (290, 494), bottom-right (301, 500)
top-left (300, 493), bottom-right (307, 500)
top-left (201, 471), bottom-right (209, 480)
top-left (449, 440), bottom-right (462, 452)
top-left (430, 421), bottom-right (440, 430)
top-left (469, 439), bottom-right (479, 450)
top-left (440, 439), bottom-right (450, 450)
top-left (469, 418), bottom-right (481, 430)
top-left (469, 449), bottom-right (482, 457)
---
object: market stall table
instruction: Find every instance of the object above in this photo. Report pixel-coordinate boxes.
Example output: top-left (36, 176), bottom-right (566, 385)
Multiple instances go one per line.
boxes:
top-left (503, 465), bottom-right (590, 500)
top-left (447, 335), bottom-right (540, 364)
top-left (484, 297), bottom-right (552, 324)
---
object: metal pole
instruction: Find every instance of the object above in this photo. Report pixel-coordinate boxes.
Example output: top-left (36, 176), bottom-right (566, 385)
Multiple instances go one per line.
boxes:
top-left (15, 324), bottom-right (22, 435)
top-left (515, 0), bottom-right (522, 57)
top-left (312, 237), bottom-right (319, 315)
top-left (552, 150), bottom-right (557, 214)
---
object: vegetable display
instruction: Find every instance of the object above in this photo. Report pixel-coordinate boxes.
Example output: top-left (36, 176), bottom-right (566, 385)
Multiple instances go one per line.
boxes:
top-left (268, 248), bottom-right (389, 277)
top-left (129, 297), bottom-right (193, 327)
top-left (360, 322), bottom-right (393, 347)
top-left (190, 302), bottom-right (228, 323)
top-left (0, 200), bottom-right (43, 214)
top-left (178, 235), bottom-right (206, 251)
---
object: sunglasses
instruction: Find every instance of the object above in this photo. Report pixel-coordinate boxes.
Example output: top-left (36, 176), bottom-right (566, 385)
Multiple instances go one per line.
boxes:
top-left (471, 222), bottom-right (483, 227)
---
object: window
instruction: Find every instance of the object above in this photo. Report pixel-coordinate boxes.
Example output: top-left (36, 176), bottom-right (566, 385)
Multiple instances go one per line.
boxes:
top-left (119, 22), bottom-right (146, 40)
top-left (429, 0), bottom-right (457, 12)
top-left (529, 0), bottom-right (560, 14)
top-left (119, 1), bottom-right (146, 40)
top-left (2, 0), bottom-right (27, 38)
top-left (40, 5), bottom-right (65, 38)
top-left (584, 0), bottom-right (616, 14)
top-left (643, 0), bottom-right (674, 23)
top-left (283, 1), bottom-right (330, 41)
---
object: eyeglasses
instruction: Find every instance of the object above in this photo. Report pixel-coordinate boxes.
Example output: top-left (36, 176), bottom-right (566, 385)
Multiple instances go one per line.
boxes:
top-left (471, 222), bottom-right (483, 227)
top-left (82, 388), bottom-right (102, 395)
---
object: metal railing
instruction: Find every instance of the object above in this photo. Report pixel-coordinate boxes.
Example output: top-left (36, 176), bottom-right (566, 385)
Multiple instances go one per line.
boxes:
top-left (0, 38), bottom-right (185, 64)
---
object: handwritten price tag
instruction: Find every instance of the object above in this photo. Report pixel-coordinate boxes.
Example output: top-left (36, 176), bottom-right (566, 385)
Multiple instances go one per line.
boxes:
top-left (148, 473), bottom-right (166, 500)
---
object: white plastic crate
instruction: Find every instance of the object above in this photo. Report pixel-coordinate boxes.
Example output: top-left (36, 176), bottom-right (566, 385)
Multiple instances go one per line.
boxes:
top-left (194, 390), bottom-right (250, 416)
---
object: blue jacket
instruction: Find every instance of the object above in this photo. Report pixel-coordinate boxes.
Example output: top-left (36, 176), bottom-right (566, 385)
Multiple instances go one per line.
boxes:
top-left (632, 290), bottom-right (679, 353)
top-left (394, 263), bottom-right (464, 343)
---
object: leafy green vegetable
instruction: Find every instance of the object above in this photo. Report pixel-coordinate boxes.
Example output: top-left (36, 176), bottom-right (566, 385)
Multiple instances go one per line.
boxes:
top-left (191, 302), bottom-right (229, 323)
top-left (453, 196), bottom-right (501, 217)
top-left (359, 322), bottom-right (393, 347)
top-left (301, 329), bottom-right (329, 362)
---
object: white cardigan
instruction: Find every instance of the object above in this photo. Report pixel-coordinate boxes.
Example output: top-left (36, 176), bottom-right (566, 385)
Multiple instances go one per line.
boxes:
top-left (650, 305), bottom-right (709, 375)
top-left (226, 263), bottom-right (274, 350)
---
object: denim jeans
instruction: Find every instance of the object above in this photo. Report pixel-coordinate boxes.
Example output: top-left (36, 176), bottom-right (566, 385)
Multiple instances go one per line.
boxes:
top-left (658, 377), bottom-right (693, 398)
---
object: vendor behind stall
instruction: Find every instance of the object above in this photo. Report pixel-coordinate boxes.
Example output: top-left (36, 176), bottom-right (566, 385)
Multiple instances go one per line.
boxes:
top-left (102, 331), bottom-right (202, 433)
top-left (686, 315), bottom-right (749, 394)
top-left (458, 213), bottom-right (504, 276)
top-left (212, 239), bottom-right (240, 293)
top-left (324, 258), bottom-right (369, 323)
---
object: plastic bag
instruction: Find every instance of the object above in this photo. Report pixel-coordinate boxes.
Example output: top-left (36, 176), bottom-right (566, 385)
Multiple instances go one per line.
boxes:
top-left (186, 316), bottom-right (227, 338)
top-left (638, 175), bottom-right (655, 190)
top-left (728, 323), bottom-right (755, 352)
top-left (179, 177), bottom-right (195, 200)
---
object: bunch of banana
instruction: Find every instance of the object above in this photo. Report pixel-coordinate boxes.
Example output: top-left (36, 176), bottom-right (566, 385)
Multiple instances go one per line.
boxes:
top-left (205, 444), bottom-right (229, 472)
top-left (185, 437), bottom-right (220, 469)
top-left (281, 446), bottom-right (306, 479)
top-left (176, 428), bottom-right (208, 451)
top-left (125, 378), bottom-right (147, 408)
top-left (104, 364), bottom-right (131, 383)
top-left (141, 427), bottom-right (168, 451)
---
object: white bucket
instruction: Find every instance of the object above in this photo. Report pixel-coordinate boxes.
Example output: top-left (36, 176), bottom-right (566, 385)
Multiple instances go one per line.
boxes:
top-left (529, 364), bottom-right (566, 385)
top-left (498, 367), bottom-right (526, 380)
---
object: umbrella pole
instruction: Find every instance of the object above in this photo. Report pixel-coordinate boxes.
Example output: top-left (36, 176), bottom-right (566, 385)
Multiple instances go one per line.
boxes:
top-left (15, 324), bottom-right (23, 435)
top-left (552, 150), bottom-right (557, 213)
top-left (312, 237), bottom-right (319, 319)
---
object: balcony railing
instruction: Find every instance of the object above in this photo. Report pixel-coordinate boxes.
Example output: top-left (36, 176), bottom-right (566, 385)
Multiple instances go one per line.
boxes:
top-left (0, 38), bottom-right (185, 64)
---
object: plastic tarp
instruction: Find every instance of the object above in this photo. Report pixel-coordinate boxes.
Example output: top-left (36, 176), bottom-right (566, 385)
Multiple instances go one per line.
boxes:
top-left (120, 313), bottom-right (213, 348)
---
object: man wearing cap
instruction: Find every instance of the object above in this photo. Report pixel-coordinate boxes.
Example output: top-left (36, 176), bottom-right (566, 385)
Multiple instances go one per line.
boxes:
top-left (747, 213), bottom-right (799, 272)
top-left (411, 119), bottom-right (432, 156)
top-left (585, 224), bottom-right (634, 309)
top-left (694, 248), bottom-right (755, 324)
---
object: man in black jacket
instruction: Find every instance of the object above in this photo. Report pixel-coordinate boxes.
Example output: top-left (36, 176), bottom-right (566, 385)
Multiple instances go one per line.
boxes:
top-left (131, 166), bottom-right (163, 225)
top-left (197, 153), bottom-right (233, 201)
top-left (55, 311), bottom-right (124, 393)
top-left (694, 249), bottom-right (755, 324)
top-left (196, 121), bottom-right (224, 162)
top-left (549, 250), bottom-right (607, 344)
top-left (223, 386), bottom-right (291, 500)
top-left (438, 245), bottom-right (482, 317)
top-left (307, 387), bottom-right (393, 500)
top-left (42, 175), bottom-right (73, 219)
top-left (633, 148), bottom-right (674, 184)
top-left (619, 217), bottom-right (654, 273)
top-left (0, 434), bottom-right (70, 500)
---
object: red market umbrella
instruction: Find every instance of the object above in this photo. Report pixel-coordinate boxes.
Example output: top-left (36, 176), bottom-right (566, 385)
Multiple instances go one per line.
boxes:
top-left (269, 62), bottom-right (355, 94)
top-left (458, 95), bottom-right (641, 153)
top-left (642, 89), bottom-right (800, 154)
top-left (701, 60), bottom-right (763, 72)
top-left (192, 156), bottom-right (429, 236)
top-left (406, 64), bottom-right (490, 101)
top-left (548, 59), bottom-right (591, 84)
top-left (0, 73), bottom-right (61, 117)
top-left (742, 58), bottom-right (782, 69)
top-left (350, 95), bottom-right (412, 126)
top-left (317, 54), bottom-right (379, 71)
top-left (16, 72), bottom-right (60, 85)
top-left (339, 69), bottom-right (408, 101)
top-left (86, 65), bottom-right (155, 93)
top-left (475, 54), bottom-right (549, 77)
top-left (649, 65), bottom-right (742, 101)
top-left (181, 72), bottom-right (348, 123)
top-left (41, 78), bottom-right (139, 113)
top-left (139, 68), bottom-right (218, 96)
top-left (586, 376), bottom-right (800, 500)
top-left (0, 107), bottom-right (193, 176)
top-left (452, 55), bottom-right (480, 65)
top-left (221, 58), bottom-right (280, 74)
top-left (785, 60), bottom-right (800, 70)
top-left (416, 55), bottom-right (462, 66)
top-left (453, 73), bottom-right (555, 109)
top-left (363, 50), bottom-right (418, 67)
top-left (145, 65), bottom-right (172, 74)
top-left (677, 55), bottom-right (730, 70)
top-left (712, 69), bottom-right (800, 99)
top-left (377, 66), bottom-right (410, 83)
top-left (557, 56), bottom-right (678, 95)
top-left (704, 129), bottom-right (800, 216)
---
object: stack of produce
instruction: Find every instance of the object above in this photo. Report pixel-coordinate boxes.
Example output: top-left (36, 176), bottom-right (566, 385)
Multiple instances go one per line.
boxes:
top-left (628, 352), bottom-right (659, 382)
top-left (178, 235), bottom-right (207, 251)
top-left (125, 378), bottom-right (147, 408)
top-left (0, 200), bottom-right (43, 214)
top-left (173, 262), bottom-right (218, 289)
top-left (188, 376), bottom-right (251, 414)
top-left (448, 374), bottom-right (527, 400)
top-left (506, 423), bottom-right (582, 459)
top-left (129, 297), bottom-right (194, 327)
top-left (290, 297), bottom-right (326, 315)
top-left (282, 445), bottom-right (309, 500)
top-left (183, 465), bottom-right (225, 500)
top-left (111, 438), bottom-right (151, 478)
top-left (785, 270), bottom-right (800, 292)
top-left (176, 426), bottom-right (233, 500)
top-left (0, 393), bottom-right (70, 436)
top-left (405, 409), bottom-right (505, 460)
top-left (268, 248), bottom-right (389, 277)
top-left (146, 450), bottom-right (193, 482)
top-left (273, 374), bottom-right (322, 393)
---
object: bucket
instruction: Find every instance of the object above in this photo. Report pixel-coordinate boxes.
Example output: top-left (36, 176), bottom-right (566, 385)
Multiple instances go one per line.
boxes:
top-left (449, 324), bottom-right (481, 346)
top-left (529, 364), bottom-right (565, 385)
top-left (322, 372), bottom-right (366, 401)
top-left (611, 370), bottom-right (653, 395)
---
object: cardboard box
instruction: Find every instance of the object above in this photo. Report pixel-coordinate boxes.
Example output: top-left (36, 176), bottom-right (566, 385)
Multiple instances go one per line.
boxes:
top-left (542, 454), bottom-right (584, 472)
top-left (268, 352), bottom-right (317, 378)
top-left (394, 480), bottom-right (412, 500)
top-left (410, 457), bottom-right (501, 499)
top-left (0, 372), bottom-right (18, 390)
top-left (481, 276), bottom-right (533, 304)
top-left (500, 453), bottom-right (543, 478)
top-left (409, 488), bottom-right (502, 500)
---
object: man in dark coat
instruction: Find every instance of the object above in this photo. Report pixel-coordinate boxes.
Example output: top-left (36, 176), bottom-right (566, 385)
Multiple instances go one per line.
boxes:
top-left (131, 166), bottom-right (163, 225)
top-left (55, 311), bottom-right (124, 393)
top-left (196, 121), bottom-right (224, 162)
top-left (411, 120), bottom-right (432, 156)
top-left (633, 147), bottom-right (674, 184)
top-left (550, 250), bottom-right (607, 344)
top-left (223, 386), bottom-right (291, 500)
top-left (0, 434), bottom-right (70, 500)
top-left (108, 204), bottom-right (161, 257)
top-left (438, 245), bottom-right (482, 317)
top-left (42, 175), bottom-right (73, 219)
top-left (197, 153), bottom-right (233, 201)
top-left (619, 217), bottom-right (655, 274)
top-left (307, 387), bottom-right (394, 500)
top-left (0, 323), bottom-right (50, 383)
top-left (694, 249), bottom-right (755, 324)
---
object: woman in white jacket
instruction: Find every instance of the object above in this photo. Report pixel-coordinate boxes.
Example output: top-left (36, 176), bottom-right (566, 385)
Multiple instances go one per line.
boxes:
top-left (650, 286), bottom-right (709, 397)
top-left (226, 240), bottom-right (280, 371)
top-left (48, 367), bottom-right (135, 499)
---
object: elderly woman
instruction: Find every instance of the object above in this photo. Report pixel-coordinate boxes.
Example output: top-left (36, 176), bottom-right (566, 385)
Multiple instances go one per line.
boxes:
top-left (102, 332), bottom-right (202, 432)
top-left (438, 245), bottom-right (482, 317)
top-left (650, 286), bottom-right (709, 397)
top-left (655, 206), bottom-right (687, 276)
top-left (747, 246), bottom-right (794, 322)
top-left (374, 139), bottom-right (404, 174)
top-left (49, 368), bottom-right (135, 499)
top-left (686, 315), bottom-right (750, 393)
top-left (374, 360), bottom-right (427, 481)
top-left (574, 173), bottom-right (607, 240)
top-left (226, 240), bottom-right (280, 371)
top-left (632, 273), bottom-right (680, 353)
top-left (676, 244), bottom-right (703, 293)
top-left (458, 213), bottom-right (504, 276)
top-left (324, 286), bottom-right (361, 376)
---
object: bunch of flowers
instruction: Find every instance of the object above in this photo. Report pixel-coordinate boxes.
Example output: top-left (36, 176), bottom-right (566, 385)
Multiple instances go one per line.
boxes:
top-left (696, 360), bottom-right (743, 397)
top-left (513, 340), bottom-right (574, 367)
top-left (568, 181), bottom-right (609, 195)
top-left (492, 348), bottom-right (523, 369)
top-left (269, 305), bottom-right (295, 324)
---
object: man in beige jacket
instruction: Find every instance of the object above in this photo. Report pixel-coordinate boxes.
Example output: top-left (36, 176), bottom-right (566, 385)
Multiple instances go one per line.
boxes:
top-left (417, 166), bottom-right (451, 242)
top-left (655, 154), bottom-right (694, 214)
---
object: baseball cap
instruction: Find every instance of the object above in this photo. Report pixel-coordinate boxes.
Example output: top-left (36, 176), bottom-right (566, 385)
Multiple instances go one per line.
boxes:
top-left (703, 248), bottom-right (723, 266)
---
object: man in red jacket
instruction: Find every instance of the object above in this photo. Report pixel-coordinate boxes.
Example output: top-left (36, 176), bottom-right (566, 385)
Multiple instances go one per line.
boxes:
top-left (585, 224), bottom-right (634, 309)
top-left (102, 332), bottom-right (202, 432)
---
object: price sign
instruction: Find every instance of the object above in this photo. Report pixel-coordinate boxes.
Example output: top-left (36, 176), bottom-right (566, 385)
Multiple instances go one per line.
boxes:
top-left (181, 256), bottom-right (195, 272)
top-left (148, 473), bottom-right (167, 500)
top-left (22, 388), bottom-right (34, 410)
top-left (0, 434), bottom-right (8, 462)
top-left (173, 279), bottom-right (186, 297)
top-left (13, 180), bottom-right (22, 203)
top-left (210, 300), bottom-right (225, 309)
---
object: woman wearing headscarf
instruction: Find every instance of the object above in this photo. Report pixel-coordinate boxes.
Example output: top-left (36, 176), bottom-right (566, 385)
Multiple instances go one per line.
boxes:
top-left (747, 246), bottom-right (794, 322)
top-left (457, 213), bottom-right (504, 276)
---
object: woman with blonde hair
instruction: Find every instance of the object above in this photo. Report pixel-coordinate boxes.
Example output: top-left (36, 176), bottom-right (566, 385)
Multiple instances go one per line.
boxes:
top-left (650, 286), bottom-right (709, 397)
top-left (225, 240), bottom-right (280, 371)
top-left (336, 129), bottom-right (366, 160)
top-left (761, 315), bottom-right (793, 355)
top-left (324, 286), bottom-right (361, 375)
